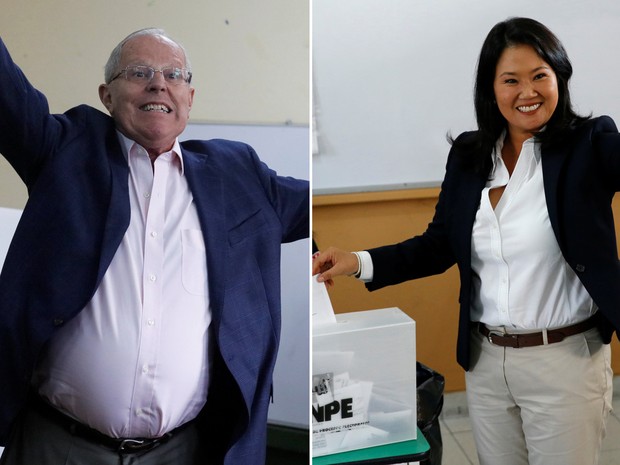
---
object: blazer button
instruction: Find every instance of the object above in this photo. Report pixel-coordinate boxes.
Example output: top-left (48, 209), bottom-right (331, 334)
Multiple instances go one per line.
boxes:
top-left (575, 264), bottom-right (586, 273)
top-left (52, 318), bottom-right (64, 327)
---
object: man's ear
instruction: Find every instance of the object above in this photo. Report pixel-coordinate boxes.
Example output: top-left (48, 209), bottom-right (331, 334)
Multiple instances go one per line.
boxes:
top-left (98, 84), bottom-right (113, 114)
top-left (188, 86), bottom-right (195, 115)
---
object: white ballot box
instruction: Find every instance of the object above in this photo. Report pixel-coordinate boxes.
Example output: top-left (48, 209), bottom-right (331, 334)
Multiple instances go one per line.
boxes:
top-left (312, 307), bottom-right (416, 457)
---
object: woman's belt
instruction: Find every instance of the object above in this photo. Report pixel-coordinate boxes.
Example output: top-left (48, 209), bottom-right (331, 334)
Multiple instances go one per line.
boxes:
top-left (478, 316), bottom-right (598, 348)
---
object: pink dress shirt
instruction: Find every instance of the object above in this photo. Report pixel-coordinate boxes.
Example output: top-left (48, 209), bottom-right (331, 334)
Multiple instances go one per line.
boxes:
top-left (34, 134), bottom-right (212, 438)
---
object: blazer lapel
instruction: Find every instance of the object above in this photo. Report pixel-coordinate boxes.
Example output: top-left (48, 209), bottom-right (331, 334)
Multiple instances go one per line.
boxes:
top-left (182, 149), bottom-right (227, 323)
top-left (97, 126), bottom-right (130, 283)
top-left (540, 140), bottom-right (568, 247)
top-left (453, 165), bottom-right (487, 266)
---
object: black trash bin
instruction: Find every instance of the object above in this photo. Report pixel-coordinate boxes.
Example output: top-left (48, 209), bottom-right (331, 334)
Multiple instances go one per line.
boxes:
top-left (416, 362), bottom-right (445, 465)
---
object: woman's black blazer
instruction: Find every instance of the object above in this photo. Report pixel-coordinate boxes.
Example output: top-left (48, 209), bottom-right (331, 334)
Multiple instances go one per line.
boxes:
top-left (367, 116), bottom-right (620, 370)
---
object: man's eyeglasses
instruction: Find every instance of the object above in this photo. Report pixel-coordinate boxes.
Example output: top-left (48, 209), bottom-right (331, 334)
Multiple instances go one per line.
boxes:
top-left (110, 65), bottom-right (192, 85)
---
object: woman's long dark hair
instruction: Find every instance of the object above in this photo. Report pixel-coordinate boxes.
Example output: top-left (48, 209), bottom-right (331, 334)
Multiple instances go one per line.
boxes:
top-left (453, 17), bottom-right (589, 173)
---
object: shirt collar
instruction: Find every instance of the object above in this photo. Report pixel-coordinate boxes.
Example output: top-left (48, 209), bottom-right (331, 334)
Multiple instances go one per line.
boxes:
top-left (116, 131), bottom-right (185, 174)
top-left (491, 131), bottom-right (541, 170)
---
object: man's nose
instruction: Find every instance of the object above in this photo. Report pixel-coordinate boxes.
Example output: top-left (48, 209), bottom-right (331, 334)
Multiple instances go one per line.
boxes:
top-left (147, 71), bottom-right (167, 91)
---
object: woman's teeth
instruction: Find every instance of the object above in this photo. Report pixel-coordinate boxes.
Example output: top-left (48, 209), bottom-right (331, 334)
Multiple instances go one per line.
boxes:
top-left (517, 103), bottom-right (541, 113)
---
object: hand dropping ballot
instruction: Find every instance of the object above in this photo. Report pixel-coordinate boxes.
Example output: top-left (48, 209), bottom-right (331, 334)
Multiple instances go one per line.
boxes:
top-left (312, 279), bottom-right (417, 457)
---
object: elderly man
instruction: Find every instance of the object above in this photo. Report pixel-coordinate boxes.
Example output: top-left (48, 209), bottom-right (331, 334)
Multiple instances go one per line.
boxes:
top-left (0, 28), bottom-right (308, 465)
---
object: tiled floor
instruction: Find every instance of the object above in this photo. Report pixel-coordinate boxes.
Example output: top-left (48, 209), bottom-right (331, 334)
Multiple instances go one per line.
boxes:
top-left (437, 376), bottom-right (620, 465)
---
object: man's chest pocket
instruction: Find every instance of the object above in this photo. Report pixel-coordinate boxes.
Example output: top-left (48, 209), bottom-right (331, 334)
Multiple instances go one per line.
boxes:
top-left (181, 229), bottom-right (208, 296)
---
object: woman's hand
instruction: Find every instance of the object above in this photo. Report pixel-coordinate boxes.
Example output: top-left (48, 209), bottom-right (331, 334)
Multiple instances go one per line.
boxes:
top-left (312, 247), bottom-right (359, 289)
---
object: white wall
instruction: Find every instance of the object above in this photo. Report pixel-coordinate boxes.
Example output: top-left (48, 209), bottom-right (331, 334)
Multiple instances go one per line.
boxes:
top-left (313, 0), bottom-right (620, 192)
top-left (0, 0), bottom-right (308, 125)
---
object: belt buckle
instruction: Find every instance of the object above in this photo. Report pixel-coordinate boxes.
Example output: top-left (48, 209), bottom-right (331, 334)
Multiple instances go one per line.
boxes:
top-left (118, 438), bottom-right (149, 453)
top-left (487, 329), bottom-right (507, 346)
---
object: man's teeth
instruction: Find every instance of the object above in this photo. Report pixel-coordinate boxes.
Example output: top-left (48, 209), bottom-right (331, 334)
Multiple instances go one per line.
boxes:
top-left (517, 103), bottom-right (541, 113)
top-left (141, 104), bottom-right (170, 113)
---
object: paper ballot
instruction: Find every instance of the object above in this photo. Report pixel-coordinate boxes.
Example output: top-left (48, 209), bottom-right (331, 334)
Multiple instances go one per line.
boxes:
top-left (312, 275), bottom-right (337, 327)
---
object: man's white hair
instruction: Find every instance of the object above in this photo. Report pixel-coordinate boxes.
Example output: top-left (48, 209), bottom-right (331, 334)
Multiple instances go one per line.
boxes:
top-left (103, 28), bottom-right (192, 84)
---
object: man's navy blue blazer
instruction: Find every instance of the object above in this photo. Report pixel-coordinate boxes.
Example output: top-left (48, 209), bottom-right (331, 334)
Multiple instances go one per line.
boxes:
top-left (366, 116), bottom-right (620, 371)
top-left (0, 37), bottom-right (309, 464)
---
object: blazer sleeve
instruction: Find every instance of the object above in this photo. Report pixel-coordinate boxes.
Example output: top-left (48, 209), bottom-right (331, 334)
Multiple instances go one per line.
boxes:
top-left (366, 143), bottom-right (463, 291)
top-left (0, 36), bottom-right (62, 186)
top-left (592, 115), bottom-right (620, 192)
top-left (245, 144), bottom-right (309, 244)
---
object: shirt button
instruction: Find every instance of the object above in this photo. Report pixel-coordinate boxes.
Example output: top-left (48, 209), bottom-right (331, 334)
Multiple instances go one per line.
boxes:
top-left (144, 192), bottom-right (151, 198)
top-left (150, 231), bottom-right (158, 238)
top-left (147, 319), bottom-right (155, 326)
top-left (149, 274), bottom-right (157, 282)
top-left (142, 365), bottom-right (149, 374)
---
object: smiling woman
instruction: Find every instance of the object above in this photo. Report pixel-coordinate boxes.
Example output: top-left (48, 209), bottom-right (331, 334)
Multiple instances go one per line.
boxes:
top-left (312, 16), bottom-right (620, 465)
top-left (457, 17), bottom-right (591, 175)
top-left (493, 44), bottom-right (559, 163)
